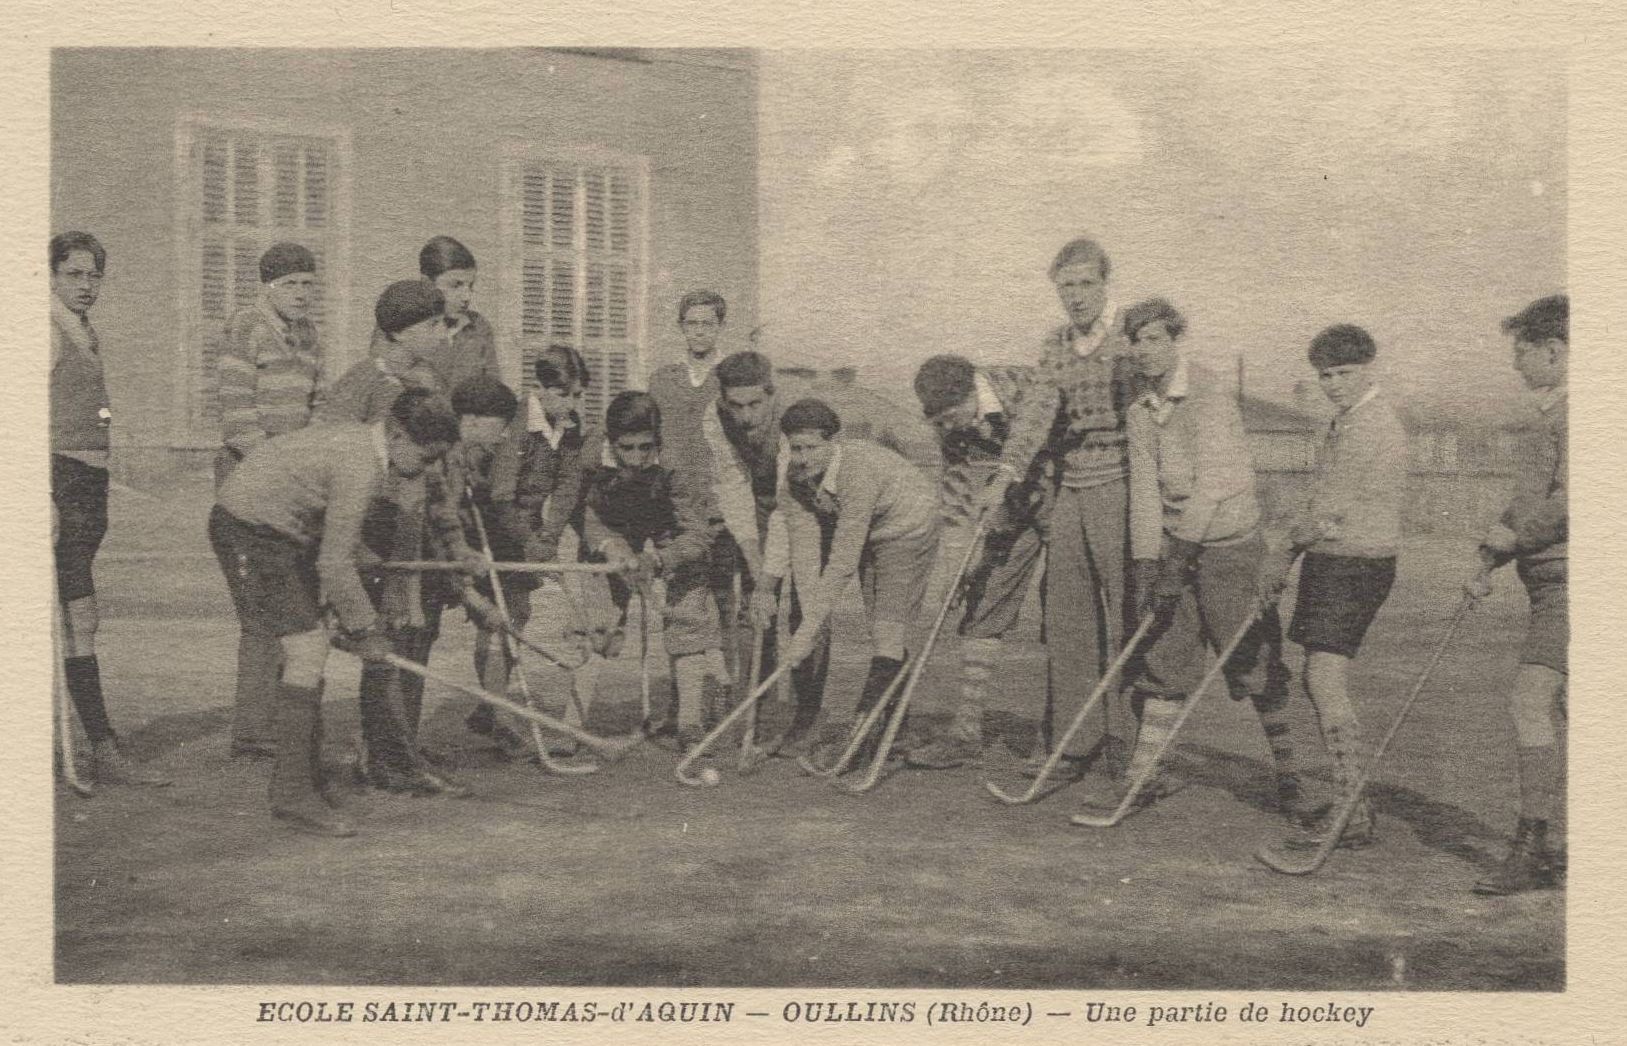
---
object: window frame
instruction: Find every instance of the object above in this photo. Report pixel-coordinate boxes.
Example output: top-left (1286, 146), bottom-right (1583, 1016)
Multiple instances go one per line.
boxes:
top-left (496, 141), bottom-right (651, 425)
top-left (172, 113), bottom-right (353, 448)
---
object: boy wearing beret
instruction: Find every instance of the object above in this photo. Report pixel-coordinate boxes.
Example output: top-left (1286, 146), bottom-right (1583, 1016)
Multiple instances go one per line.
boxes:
top-left (583, 391), bottom-right (727, 750)
top-left (758, 399), bottom-right (943, 766)
top-left (210, 389), bottom-right (461, 835)
top-left (51, 231), bottom-right (169, 787)
top-left (317, 279), bottom-right (453, 423)
top-left (903, 353), bottom-right (1052, 770)
top-left (215, 242), bottom-right (325, 758)
top-left (1260, 323), bottom-right (1410, 850)
top-left (1466, 294), bottom-right (1568, 895)
top-left (1073, 299), bottom-right (1304, 822)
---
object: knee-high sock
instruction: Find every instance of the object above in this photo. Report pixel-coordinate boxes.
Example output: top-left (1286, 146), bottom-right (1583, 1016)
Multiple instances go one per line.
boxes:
top-left (672, 653), bottom-right (711, 730)
top-left (1250, 684), bottom-right (1302, 779)
top-left (955, 638), bottom-right (999, 741)
top-left (1127, 692), bottom-right (1182, 781)
top-left (63, 654), bottom-right (114, 745)
top-left (232, 631), bottom-right (282, 743)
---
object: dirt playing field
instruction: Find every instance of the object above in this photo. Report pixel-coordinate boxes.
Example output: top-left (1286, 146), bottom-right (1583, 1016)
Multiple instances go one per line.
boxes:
top-left (55, 472), bottom-right (1563, 989)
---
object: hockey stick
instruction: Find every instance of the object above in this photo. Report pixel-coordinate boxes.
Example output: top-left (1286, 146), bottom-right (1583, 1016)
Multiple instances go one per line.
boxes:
top-left (674, 661), bottom-right (794, 786)
top-left (984, 610), bottom-right (1158, 806)
top-left (637, 587), bottom-right (654, 734)
top-left (385, 559), bottom-right (619, 574)
top-left (383, 654), bottom-right (640, 760)
top-left (841, 517), bottom-right (993, 794)
top-left (1255, 589), bottom-right (1479, 875)
top-left (797, 514), bottom-right (982, 777)
top-left (1070, 606), bottom-right (1265, 827)
top-left (737, 625), bottom-right (768, 772)
top-left (469, 501), bottom-right (600, 776)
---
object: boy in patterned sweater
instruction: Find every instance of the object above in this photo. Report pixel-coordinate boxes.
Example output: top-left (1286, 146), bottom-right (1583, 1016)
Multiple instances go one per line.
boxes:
top-left (981, 236), bottom-right (1140, 779)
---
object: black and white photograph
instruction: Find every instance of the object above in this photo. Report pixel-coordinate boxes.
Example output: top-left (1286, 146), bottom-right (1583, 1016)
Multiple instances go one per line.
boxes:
top-left (25, 23), bottom-right (1612, 1034)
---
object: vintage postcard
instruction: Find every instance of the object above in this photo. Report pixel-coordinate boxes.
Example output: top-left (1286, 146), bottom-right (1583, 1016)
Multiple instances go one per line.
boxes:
top-left (5, 2), bottom-right (1625, 1044)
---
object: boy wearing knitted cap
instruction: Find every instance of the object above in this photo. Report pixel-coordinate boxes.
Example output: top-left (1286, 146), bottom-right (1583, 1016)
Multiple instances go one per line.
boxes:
top-left (318, 279), bottom-right (453, 423)
top-left (758, 399), bottom-right (942, 768)
top-left (1260, 323), bottom-right (1409, 851)
top-left (215, 241), bottom-right (325, 758)
top-left (582, 391), bottom-right (727, 750)
top-left (903, 354), bottom-right (1052, 770)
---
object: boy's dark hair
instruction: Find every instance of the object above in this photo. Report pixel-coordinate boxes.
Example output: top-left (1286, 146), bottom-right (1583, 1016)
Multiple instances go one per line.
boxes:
top-left (678, 289), bottom-right (727, 325)
top-left (1308, 324), bottom-right (1377, 369)
top-left (913, 355), bottom-right (977, 417)
top-left (50, 231), bottom-right (106, 275)
top-left (390, 388), bottom-right (462, 447)
top-left (1502, 294), bottom-right (1568, 345)
top-left (419, 235), bottom-right (478, 280)
top-left (1048, 236), bottom-right (1111, 282)
top-left (1122, 297), bottom-right (1187, 342)
top-left (451, 375), bottom-right (518, 422)
top-left (779, 398), bottom-right (841, 439)
top-left (716, 350), bottom-right (775, 392)
top-left (535, 345), bottom-right (591, 391)
top-left (606, 390), bottom-right (662, 443)
top-left (375, 279), bottom-right (446, 337)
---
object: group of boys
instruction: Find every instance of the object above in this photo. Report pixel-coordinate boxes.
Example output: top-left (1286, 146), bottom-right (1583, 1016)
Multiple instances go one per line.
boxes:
top-left (50, 229), bottom-right (1568, 893)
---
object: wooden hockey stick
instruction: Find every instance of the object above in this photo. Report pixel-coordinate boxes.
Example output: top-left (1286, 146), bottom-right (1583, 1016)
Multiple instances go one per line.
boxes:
top-left (983, 611), bottom-right (1158, 806)
top-left (385, 559), bottom-right (619, 574)
top-left (384, 654), bottom-right (640, 760)
top-left (468, 502), bottom-right (599, 776)
top-left (1069, 608), bottom-right (1263, 827)
top-left (674, 662), bottom-right (793, 786)
top-left (840, 516), bottom-right (992, 794)
top-left (1255, 590), bottom-right (1478, 875)
top-left (52, 571), bottom-right (93, 799)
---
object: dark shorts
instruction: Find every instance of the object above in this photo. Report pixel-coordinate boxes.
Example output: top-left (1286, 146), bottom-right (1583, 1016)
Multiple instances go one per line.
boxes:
top-left (1517, 557), bottom-right (1567, 674)
top-left (52, 454), bottom-right (110, 602)
top-left (209, 505), bottom-right (323, 637)
top-left (1287, 551), bottom-right (1396, 659)
top-left (959, 522), bottom-right (1045, 640)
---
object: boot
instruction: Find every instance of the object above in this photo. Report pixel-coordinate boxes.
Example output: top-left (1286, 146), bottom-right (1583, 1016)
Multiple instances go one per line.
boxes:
top-left (1281, 798), bottom-right (1376, 852)
top-left (1473, 817), bottom-right (1558, 895)
top-left (1275, 771), bottom-right (1319, 827)
top-left (91, 738), bottom-right (171, 788)
top-left (269, 684), bottom-right (356, 837)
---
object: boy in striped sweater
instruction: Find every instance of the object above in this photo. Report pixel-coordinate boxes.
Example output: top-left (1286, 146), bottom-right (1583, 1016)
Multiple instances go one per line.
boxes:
top-left (215, 242), bottom-right (325, 758)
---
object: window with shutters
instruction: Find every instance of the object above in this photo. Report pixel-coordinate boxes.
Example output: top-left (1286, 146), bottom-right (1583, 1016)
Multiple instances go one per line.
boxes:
top-left (175, 117), bottom-right (352, 443)
top-left (501, 148), bottom-right (648, 426)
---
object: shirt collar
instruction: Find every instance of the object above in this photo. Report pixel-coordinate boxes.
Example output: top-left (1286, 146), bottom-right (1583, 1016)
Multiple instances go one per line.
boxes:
top-left (973, 369), bottom-right (1003, 420)
top-left (685, 352), bottom-right (717, 388)
top-left (256, 296), bottom-right (292, 339)
top-left (526, 392), bottom-right (573, 448)
top-left (1344, 384), bottom-right (1381, 416)
top-left (819, 441), bottom-right (845, 495)
top-left (1537, 385), bottom-right (1567, 414)
top-left (446, 312), bottom-right (471, 338)
top-left (369, 422), bottom-right (390, 471)
top-left (1068, 297), bottom-right (1119, 358)
top-left (52, 296), bottom-right (95, 351)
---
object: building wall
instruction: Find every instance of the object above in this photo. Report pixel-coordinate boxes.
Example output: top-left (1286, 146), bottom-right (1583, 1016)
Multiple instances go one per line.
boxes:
top-left (52, 48), bottom-right (758, 483)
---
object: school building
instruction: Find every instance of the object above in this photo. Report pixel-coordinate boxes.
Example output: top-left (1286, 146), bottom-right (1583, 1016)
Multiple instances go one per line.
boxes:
top-left (52, 48), bottom-right (759, 483)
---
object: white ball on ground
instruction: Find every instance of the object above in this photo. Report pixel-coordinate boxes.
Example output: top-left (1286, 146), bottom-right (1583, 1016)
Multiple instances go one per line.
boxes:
top-left (700, 768), bottom-right (722, 787)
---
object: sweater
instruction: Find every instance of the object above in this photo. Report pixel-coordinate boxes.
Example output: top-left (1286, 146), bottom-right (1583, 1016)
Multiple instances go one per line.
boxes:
top-left (217, 300), bottom-right (322, 453)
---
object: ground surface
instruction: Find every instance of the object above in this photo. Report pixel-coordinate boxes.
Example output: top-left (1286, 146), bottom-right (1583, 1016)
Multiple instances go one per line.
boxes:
top-left (56, 472), bottom-right (1563, 989)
